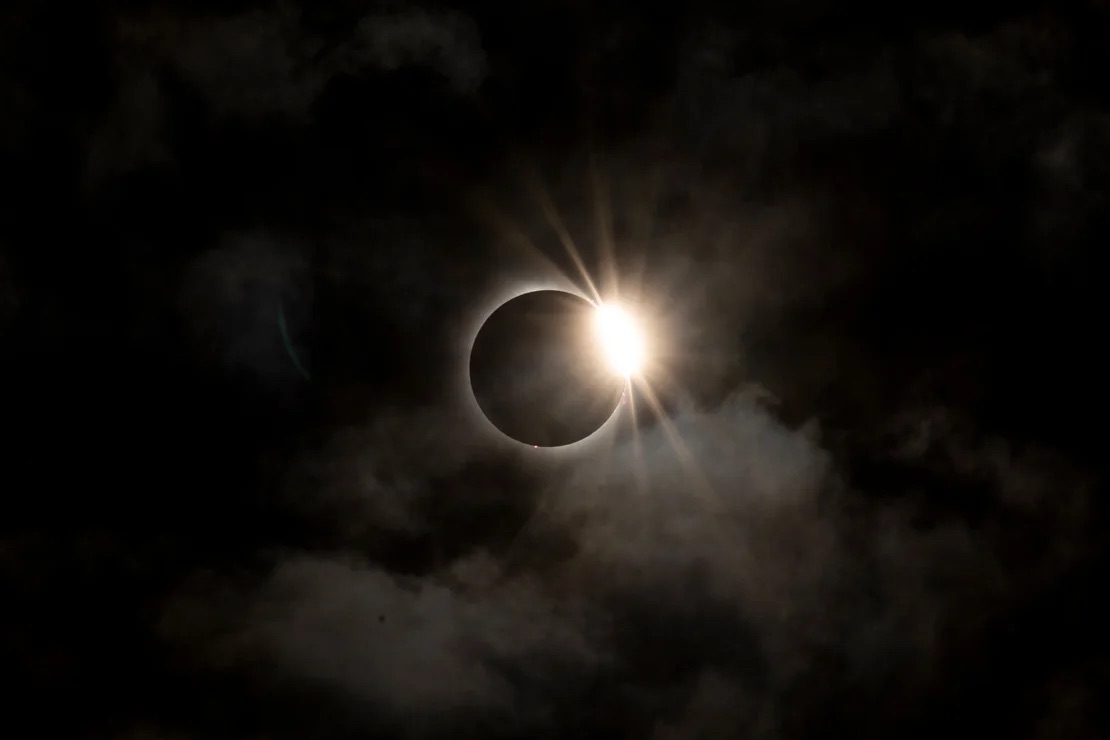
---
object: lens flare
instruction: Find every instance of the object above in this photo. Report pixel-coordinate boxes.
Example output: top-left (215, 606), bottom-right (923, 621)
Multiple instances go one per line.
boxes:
top-left (595, 303), bottom-right (645, 377)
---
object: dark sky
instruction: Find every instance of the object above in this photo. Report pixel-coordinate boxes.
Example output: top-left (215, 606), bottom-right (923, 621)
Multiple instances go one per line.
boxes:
top-left (3, 1), bottom-right (1108, 738)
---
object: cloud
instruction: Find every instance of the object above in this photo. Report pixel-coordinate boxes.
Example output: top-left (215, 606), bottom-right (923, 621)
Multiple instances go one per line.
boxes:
top-left (279, 403), bottom-right (488, 539)
top-left (673, 35), bottom-right (900, 171)
top-left (117, 6), bottom-right (487, 121)
top-left (546, 396), bottom-right (1090, 730)
top-left (153, 9), bottom-right (323, 119)
top-left (161, 552), bottom-right (610, 735)
top-left (342, 9), bottom-right (488, 95)
top-left (157, 381), bottom-right (1093, 737)
top-left (82, 4), bottom-right (488, 186)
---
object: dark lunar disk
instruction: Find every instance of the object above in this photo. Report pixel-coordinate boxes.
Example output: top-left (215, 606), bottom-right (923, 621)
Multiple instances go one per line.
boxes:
top-left (469, 290), bottom-right (625, 447)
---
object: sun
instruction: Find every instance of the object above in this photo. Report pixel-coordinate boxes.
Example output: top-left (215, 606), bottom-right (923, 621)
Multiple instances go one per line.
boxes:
top-left (594, 302), bottom-right (646, 378)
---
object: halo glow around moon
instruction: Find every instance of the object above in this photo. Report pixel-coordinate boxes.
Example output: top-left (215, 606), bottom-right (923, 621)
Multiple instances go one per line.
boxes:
top-left (468, 290), bottom-right (642, 448)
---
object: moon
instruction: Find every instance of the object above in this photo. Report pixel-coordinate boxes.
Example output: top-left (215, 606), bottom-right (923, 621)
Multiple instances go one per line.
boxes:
top-left (469, 290), bottom-right (628, 447)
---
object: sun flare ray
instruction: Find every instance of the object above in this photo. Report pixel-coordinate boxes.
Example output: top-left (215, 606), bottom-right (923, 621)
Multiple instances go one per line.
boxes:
top-left (523, 170), bottom-right (602, 305)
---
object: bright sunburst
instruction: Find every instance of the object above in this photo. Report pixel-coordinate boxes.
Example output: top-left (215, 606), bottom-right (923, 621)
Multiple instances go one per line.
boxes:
top-left (594, 302), bottom-right (645, 378)
top-left (471, 155), bottom-right (711, 487)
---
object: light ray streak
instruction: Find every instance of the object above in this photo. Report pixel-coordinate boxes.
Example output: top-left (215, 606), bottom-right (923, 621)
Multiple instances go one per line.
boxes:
top-left (521, 168), bottom-right (602, 305)
top-left (635, 378), bottom-right (718, 509)
top-left (588, 145), bottom-right (619, 301)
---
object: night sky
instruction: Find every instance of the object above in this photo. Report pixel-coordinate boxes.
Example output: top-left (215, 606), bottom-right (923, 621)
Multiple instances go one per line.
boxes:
top-left (3, 1), bottom-right (1108, 738)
